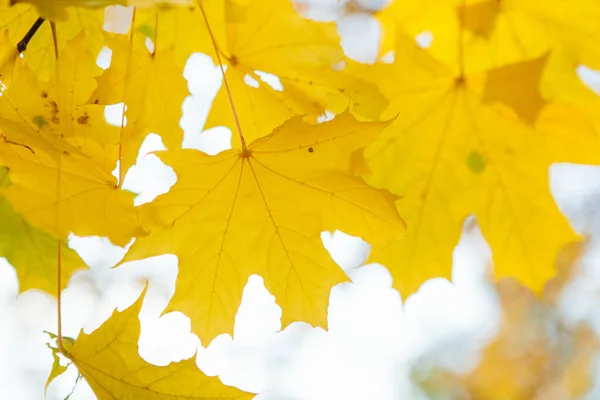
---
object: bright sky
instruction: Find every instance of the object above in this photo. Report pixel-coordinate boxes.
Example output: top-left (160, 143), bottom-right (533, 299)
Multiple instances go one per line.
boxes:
top-left (3, 1), bottom-right (600, 399)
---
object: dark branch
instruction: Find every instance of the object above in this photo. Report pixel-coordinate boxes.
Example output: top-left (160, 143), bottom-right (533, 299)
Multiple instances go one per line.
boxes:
top-left (16, 17), bottom-right (45, 54)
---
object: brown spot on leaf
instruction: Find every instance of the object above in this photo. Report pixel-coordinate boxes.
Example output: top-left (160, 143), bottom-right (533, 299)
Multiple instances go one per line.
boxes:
top-left (49, 101), bottom-right (59, 124)
top-left (41, 90), bottom-right (48, 98)
top-left (77, 113), bottom-right (89, 125)
top-left (308, 147), bottom-right (314, 153)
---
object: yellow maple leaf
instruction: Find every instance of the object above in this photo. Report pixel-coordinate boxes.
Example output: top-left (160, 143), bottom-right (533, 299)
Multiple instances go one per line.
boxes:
top-left (51, 288), bottom-right (253, 399)
top-left (0, 34), bottom-right (144, 246)
top-left (384, 0), bottom-right (600, 73)
top-left (119, 112), bottom-right (405, 344)
top-left (0, 3), bottom-right (105, 81)
top-left (138, 0), bottom-right (387, 145)
top-left (379, 0), bottom-right (600, 132)
top-left (8, 0), bottom-right (192, 20)
top-left (0, 30), bottom-right (18, 75)
top-left (0, 166), bottom-right (84, 293)
top-left (0, 143), bottom-right (144, 246)
top-left (45, 331), bottom-right (75, 393)
top-left (352, 31), bottom-right (600, 296)
top-left (87, 30), bottom-right (190, 175)
top-left (0, 59), bottom-right (77, 156)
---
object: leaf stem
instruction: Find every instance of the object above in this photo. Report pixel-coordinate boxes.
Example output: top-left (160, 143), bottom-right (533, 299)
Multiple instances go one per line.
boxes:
top-left (16, 17), bottom-right (45, 53)
top-left (56, 239), bottom-right (66, 355)
top-left (50, 22), bottom-right (66, 356)
top-left (197, 2), bottom-right (248, 153)
top-left (458, 0), bottom-right (466, 79)
top-left (50, 22), bottom-right (58, 60)
top-left (152, 10), bottom-right (158, 57)
top-left (117, 8), bottom-right (137, 188)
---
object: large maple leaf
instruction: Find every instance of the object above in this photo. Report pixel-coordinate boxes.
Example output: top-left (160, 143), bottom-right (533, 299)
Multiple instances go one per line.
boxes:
top-left (0, 3), bottom-right (105, 80)
top-left (88, 31), bottom-right (190, 175)
top-left (0, 166), bottom-right (84, 293)
top-left (50, 288), bottom-right (253, 399)
top-left (119, 112), bottom-right (405, 344)
top-left (384, 0), bottom-right (600, 72)
top-left (12, 1), bottom-right (192, 21)
top-left (135, 0), bottom-right (387, 145)
top-left (0, 34), bottom-right (144, 246)
top-left (352, 31), bottom-right (600, 296)
top-left (377, 0), bottom-right (600, 133)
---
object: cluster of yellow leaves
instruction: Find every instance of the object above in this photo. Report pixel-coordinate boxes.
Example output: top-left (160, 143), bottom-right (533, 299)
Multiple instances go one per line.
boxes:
top-left (358, 3), bottom-right (600, 296)
top-left (0, 0), bottom-right (598, 398)
top-left (414, 243), bottom-right (599, 400)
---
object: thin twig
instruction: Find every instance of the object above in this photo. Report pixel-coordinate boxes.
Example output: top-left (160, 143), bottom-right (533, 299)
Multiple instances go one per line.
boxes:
top-left (16, 17), bottom-right (45, 53)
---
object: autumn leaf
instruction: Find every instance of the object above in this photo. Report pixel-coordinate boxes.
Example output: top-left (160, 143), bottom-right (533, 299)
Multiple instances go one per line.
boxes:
top-left (0, 30), bottom-right (19, 75)
top-left (0, 143), bottom-right (145, 246)
top-left (45, 344), bottom-right (68, 393)
top-left (0, 166), bottom-right (84, 293)
top-left (87, 28), bottom-right (190, 175)
top-left (384, 0), bottom-right (600, 73)
top-left (381, 0), bottom-right (600, 128)
top-left (138, 0), bottom-right (387, 145)
top-left (352, 28), bottom-right (600, 296)
top-left (12, 1), bottom-right (192, 21)
top-left (0, 3), bottom-right (105, 81)
top-left (119, 112), bottom-right (405, 344)
top-left (45, 331), bottom-right (75, 392)
top-left (0, 34), bottom-right (144, 246)
top-left (51, 288), bottom-right (254, 399)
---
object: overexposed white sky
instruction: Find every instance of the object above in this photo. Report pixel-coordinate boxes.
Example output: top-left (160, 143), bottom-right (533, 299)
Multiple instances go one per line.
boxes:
top-left (3, 1), bottom-right (600, 399)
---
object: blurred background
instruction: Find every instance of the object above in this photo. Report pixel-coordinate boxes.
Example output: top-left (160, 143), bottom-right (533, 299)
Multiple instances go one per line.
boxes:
top-left (3, 0), bottom-right (600, 398)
